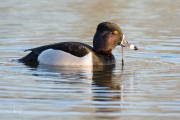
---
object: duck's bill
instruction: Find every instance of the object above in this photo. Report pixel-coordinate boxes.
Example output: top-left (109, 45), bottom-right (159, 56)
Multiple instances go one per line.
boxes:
top-left (120, 35), bottom-right (138, 50)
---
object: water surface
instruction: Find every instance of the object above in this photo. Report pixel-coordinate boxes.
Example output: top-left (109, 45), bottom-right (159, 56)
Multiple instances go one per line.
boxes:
top-left (0, 0), bottom-right (180, 120)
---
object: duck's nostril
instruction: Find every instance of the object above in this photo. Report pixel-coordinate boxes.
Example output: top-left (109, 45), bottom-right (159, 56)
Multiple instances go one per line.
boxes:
top-left (134, 46), bottom-right (138, 50)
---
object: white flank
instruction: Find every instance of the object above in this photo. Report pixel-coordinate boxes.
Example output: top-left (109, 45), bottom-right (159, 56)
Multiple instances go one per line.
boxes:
top-left (38, 49), bottom-right (93, 66)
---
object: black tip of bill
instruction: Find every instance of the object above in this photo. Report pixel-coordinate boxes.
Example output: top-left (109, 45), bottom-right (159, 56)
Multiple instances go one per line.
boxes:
top-left (134, 46), bottom-right (138, 50)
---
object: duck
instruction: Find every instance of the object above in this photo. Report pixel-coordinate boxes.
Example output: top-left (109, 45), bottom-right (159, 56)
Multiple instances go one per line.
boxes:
top-left (18, 22), bottom-right (138, 66)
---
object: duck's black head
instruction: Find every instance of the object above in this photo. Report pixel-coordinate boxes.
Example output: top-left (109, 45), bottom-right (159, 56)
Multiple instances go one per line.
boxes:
top-left (93, 22), bottom-right (138, 55)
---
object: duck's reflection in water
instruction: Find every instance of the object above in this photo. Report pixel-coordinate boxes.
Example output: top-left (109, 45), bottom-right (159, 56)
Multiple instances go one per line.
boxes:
top-left (29, 64), bottom-right (134, 119)
top-left (31, 64), bottom-right (93, 82)
top-left (92, 65), bottom-right (124, 120)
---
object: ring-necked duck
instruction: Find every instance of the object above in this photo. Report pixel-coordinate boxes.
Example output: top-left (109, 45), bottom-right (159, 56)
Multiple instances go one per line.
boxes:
top-left (19, 22), bottom-right (138, 66)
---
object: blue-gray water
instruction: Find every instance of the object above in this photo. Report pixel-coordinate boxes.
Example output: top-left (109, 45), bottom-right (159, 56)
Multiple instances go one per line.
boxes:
top-left (0, 0), bottom-right (180, 120)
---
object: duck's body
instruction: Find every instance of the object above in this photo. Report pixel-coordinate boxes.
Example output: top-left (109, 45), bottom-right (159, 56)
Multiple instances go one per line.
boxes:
top-left (19, 22), bottom-right (138, 66)
top-left (19, 42), bottom-right (116, 65)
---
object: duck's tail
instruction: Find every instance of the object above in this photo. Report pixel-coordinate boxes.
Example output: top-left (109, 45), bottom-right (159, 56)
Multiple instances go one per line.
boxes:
top-left (18, 52), bottom-right (39, 65)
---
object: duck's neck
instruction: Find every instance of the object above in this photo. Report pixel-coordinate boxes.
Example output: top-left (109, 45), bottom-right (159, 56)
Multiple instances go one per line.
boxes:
top-left (93, 31), bottom-right (113, 55)
top-left (96, 49), bottom-right (113, 55)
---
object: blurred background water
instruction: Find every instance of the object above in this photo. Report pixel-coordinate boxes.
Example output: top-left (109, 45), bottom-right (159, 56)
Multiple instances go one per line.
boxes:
top-left (0, 0), bottom-right (180, 120)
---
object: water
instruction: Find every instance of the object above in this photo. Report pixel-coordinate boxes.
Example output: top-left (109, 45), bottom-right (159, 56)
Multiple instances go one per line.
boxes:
top-left (0, 0), bottom-right (180, 120)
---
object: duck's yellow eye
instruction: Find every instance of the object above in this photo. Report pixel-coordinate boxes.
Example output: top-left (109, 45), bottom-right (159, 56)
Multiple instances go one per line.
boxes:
top-left (113, 31), bottom-right (118, 34)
